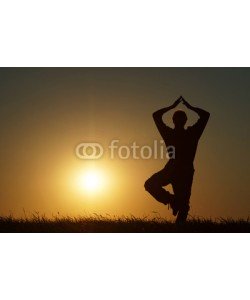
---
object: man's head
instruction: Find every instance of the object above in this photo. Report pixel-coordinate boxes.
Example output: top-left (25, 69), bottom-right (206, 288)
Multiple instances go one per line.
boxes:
top-left (173, 110), bottom-right (187, 128)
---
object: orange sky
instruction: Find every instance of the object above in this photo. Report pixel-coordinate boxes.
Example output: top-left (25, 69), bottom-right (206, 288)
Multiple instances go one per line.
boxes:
top-left (0, 68), bottom-right (249, 219)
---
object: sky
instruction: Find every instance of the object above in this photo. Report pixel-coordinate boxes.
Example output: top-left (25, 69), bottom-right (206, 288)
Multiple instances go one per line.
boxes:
top-left (0, 68), bottom-right (249, 219)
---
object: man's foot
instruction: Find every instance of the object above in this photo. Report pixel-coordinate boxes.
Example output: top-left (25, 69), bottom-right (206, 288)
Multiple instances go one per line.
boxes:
top-left (169, 199), bottom-right (179, 216)
top-left (175, 207), bottom-right (189, 224)
top-left (175, 217), bottom-right (187, 225)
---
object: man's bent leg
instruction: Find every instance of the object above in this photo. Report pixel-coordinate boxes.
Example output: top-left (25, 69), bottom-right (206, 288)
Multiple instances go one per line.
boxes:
top-left (144, 168), bottom-right (173, 205)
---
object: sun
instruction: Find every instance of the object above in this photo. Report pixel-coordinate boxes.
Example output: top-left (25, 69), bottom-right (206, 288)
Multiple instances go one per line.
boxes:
top-left (76, 169), bottom-right (105, 193)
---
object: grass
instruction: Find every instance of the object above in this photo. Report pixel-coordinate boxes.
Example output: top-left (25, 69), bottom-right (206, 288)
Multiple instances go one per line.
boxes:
top-left (0, 213), bottom-right (249, 233)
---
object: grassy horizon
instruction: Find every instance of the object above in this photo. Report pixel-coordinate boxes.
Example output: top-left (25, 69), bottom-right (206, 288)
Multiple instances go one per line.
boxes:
top-left (0, 214), bottom-right (249, 233)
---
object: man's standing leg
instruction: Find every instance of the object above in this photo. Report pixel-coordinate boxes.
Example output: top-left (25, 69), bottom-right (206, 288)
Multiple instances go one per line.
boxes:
top-left (175, 196), bottom-right (190, 223)
top-left (173, 169), bottom-right (194, 224)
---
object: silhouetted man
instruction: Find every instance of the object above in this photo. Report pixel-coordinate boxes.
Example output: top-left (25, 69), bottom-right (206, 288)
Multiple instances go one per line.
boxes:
top-left (144, 96), bottom-right (210, 223)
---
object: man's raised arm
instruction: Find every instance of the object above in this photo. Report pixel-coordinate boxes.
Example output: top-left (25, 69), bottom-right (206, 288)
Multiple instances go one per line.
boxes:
top-left (182, 98), bottom-right (210, 121)
top-left (152, 96), bottom-right (182, 135)
top-left (182, 98), bottom-right (210, 122)
top-left (182, 97), bottom-right (210, 136)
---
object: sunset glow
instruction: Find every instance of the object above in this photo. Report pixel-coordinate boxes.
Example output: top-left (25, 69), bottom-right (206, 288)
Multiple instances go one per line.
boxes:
top-left (76, 169), bottom-right (105, 194)
top-left (0, 68), bottom-right (250, 220)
